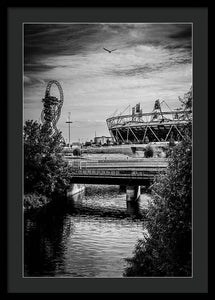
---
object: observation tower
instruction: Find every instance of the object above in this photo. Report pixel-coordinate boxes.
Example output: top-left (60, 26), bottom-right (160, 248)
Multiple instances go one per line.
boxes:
top-left (41, 80), bottom-right (64, 136)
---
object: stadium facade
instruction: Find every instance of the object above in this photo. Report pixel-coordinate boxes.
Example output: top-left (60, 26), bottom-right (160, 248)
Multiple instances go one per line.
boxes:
top-left (106, 88), bottom-right (192, 144)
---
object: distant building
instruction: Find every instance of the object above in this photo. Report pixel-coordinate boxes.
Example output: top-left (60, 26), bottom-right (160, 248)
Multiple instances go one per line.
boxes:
top-left (62, 146), bottom-right (73, 156)
top-left (84, 141), bottom-right (92, 147)
top-left (94, 136), bottom-right (113, 145)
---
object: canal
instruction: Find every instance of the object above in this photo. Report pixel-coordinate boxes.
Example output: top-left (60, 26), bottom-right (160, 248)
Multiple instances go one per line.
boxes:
top-left (24, 184), bottom-right (151, 277)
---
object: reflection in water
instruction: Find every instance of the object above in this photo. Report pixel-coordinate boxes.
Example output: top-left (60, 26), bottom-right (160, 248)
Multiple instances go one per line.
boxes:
top-left (126, 201), bottom-right (141, 218)
top-left (24, 204), bottom-right (71, 276)
top-left (24, 185), bottom-right (151, 277)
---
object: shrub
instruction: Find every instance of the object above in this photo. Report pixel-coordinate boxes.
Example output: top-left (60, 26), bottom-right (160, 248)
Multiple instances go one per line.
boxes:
top-left (24, 193), bottom-right (50, 210)
top-left (24, 120), bottom-right (72, 197)
top-left (124, 123), bottom-right (192, 277)
top-left (169, 136), bottom-right (176, 147)
top-left (73, 147), bottom-right (81, 156)
top-left (144, 145), bottom-right (154, 158)
top-left (144, 136), bottom-right (150, 144)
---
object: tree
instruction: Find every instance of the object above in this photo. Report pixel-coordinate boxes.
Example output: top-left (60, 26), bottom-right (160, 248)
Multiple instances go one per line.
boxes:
top-left (144, 145), bottom-right (154, 158)
top-left (24, 120), bottom-right (71, 197)
top-left (124, 122), bottom-right (192, 277)
top-left (178, 86), bottom-right (192, 110)
top-left (144, 136), bottom-right (149, 144)
top-left (73, 147), bottom-right (81, 156)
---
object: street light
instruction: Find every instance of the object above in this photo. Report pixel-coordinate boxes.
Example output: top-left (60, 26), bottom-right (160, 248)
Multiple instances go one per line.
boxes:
top-left (66, 112), bottom-right (73, 147)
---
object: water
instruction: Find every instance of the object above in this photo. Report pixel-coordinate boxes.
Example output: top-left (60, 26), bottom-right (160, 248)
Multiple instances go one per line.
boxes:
top-left (24, 185), bottom-right (151, 277)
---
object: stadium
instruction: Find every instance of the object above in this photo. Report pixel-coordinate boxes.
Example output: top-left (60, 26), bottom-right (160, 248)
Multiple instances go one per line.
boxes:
top-left (106, 88), bottom-right (192, 145)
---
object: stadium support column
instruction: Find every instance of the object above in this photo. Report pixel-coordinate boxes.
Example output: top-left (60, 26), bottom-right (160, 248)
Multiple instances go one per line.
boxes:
top-left (126, 185), bottom-right (141, 202)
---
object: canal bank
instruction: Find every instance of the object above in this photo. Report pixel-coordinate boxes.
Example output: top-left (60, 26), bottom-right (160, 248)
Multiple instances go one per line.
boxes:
top-left (24, 184), bottom-right (151, 277)
top-left (24, 184), bottom-right (86, 211)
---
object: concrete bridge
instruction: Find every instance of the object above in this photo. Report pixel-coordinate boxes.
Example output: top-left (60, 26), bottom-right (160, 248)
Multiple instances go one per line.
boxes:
top-left (66, 157), bottom-right (168, 202)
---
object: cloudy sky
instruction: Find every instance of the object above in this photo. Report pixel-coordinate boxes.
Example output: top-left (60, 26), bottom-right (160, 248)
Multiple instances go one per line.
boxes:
top-left (24, 23), bottom-right (192, 143)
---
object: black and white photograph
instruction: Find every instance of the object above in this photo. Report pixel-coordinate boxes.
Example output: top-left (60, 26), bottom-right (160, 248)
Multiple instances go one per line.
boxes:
top-left (23, 23), bottom-right (192, 278)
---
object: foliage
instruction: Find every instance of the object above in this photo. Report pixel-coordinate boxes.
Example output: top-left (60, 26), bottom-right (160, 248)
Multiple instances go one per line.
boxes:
top-left (144, 145), bottom-right (154, 158)
top-left (24, 120), bottom-right (72, 198)
top-left (169, 135), bottom-right (176, 147)
top-left (144, 136), bottom-right (150, 144)
top-left (24, 193), bottom-right (50, 210)
top-left (179, 86), bottom-right (192, 110)
top-left (124, 122), bottom-right (192, 277)
top-left (73, 147), bottom-right (81, 156)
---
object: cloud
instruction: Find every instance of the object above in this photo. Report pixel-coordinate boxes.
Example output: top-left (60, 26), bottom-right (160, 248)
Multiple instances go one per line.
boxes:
top-left (24, 23), bottom-right (112, 65)
top-left (168, 25), bottom-right (192, 40)
top-left (24, 23), bottom-right (192, 141)
top-left (24, 63), bottom-right (56, 73)
top-left (24, 75), bottom-right (45, 86)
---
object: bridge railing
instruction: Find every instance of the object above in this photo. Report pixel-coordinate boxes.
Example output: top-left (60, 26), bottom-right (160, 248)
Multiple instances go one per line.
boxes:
top-left (69, 158), bottom-right (168, 169)
top-left (70, 168), bottom-right (167, 179)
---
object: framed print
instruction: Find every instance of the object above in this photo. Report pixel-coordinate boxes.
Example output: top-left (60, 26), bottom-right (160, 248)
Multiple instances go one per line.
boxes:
top-left (4, 4), bottom-right (208, 294)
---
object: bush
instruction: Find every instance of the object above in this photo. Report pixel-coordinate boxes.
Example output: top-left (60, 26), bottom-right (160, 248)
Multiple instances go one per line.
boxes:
top-left (124, 123), bottom-right (192, 277)
top-left (144, 136), bottom-right (150, 144)
top-left (24, 120), bottom-right (72, 198)
top-left (144, 145), bottom-right (154, 158)
top-left (169, 136), bottom-right (176, 147)
top-left (24, 193), bottom-right (50, 210)
top-left (73, 147), bottom-right (81, 156)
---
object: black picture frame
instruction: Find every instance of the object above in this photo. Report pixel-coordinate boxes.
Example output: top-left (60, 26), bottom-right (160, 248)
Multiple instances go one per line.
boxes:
top-left (2, 4), bottom-right (208, 294)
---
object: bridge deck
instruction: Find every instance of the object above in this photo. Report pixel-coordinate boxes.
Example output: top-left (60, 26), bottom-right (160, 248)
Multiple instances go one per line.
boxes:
top-left (68, 157), bottom-right (168, 185)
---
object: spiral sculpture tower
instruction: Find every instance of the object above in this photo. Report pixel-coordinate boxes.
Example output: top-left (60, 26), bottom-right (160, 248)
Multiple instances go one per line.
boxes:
top-left (41, 80), bottom-right (64, 136)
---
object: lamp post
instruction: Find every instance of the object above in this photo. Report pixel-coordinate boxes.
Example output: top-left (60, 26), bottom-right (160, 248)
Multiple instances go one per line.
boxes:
top-left (66, 112), bottom-right (73, 147)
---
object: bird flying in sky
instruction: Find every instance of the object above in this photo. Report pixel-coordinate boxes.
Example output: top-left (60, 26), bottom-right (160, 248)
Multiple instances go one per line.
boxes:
top-left (103, 47), bottom-right (117, 53)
